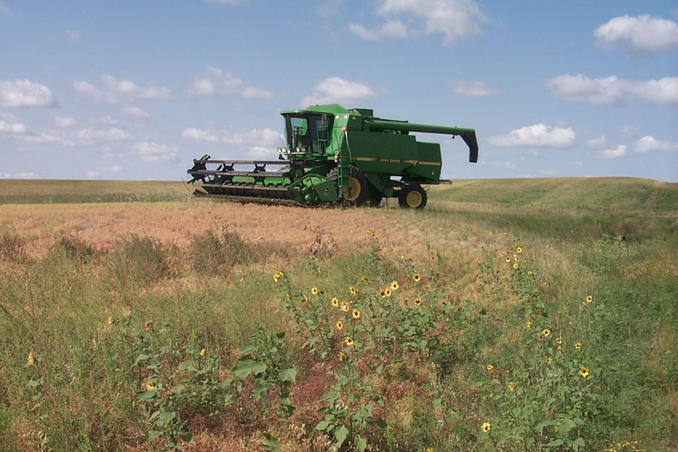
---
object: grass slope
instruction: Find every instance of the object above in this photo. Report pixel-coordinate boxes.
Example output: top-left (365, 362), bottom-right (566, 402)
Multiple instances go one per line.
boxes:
top-left (0, 177), bottom-right (676, 451)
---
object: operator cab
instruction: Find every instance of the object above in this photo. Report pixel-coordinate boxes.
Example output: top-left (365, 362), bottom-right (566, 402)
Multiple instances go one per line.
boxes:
top-left (280, 112), bottom-right (333, 158)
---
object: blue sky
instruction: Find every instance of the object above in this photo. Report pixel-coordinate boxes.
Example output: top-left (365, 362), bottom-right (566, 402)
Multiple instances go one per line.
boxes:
top-left (1, 0), bottom-right (677, 181)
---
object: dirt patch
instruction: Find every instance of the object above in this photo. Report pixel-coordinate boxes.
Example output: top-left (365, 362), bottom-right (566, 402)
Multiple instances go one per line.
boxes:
top-left (0, 201), bottom-right (422, 257)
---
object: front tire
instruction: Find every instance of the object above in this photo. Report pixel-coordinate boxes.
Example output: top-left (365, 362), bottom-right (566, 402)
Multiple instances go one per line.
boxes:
top-left (398, 184), bottom-right (427, 209)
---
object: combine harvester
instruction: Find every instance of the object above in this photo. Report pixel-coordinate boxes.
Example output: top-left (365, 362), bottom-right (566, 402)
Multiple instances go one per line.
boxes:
top-left (187, 105), bottom-right (478, 209)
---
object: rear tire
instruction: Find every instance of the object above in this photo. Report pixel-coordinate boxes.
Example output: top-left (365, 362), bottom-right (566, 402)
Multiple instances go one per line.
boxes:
top-left (398, 184), bottom-right (427, 209)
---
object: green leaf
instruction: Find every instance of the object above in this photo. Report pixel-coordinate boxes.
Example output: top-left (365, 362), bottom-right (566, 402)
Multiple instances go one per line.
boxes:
top-left (155, 411), bottom-right (176, 428)
top-left (137, 390), bottom-right (157, 402)
top-left (259, 433), bottom-right (281, 452)
top-left (556, 418), bottom-right (576, 434)
top-left (354, 434), bottom-right (367, 452)
top-left (239, 344), bottom-right (256, 355)
top-left (374, 418), bottom-right (387, 429)
top-left (333, 426), bottom-right (348, 448)
top-left (178, 361), bottom-right (198, 372)
top-left (232, 358), bottom-right (267, 378)
top-left (181, 432), bottom-right (193, 443)
top-left (147, 430), bottom-right (163, 443)
top-left (279, 367), bottom-right (297, 383)
top-left (315, 420), bottom-right (330, 431)
top-left (545, 439), bottom-right (564, 447)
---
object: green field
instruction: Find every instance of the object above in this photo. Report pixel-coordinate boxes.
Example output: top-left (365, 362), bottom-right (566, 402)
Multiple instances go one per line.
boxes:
top-left (1, 177), bottom-right (676, 451)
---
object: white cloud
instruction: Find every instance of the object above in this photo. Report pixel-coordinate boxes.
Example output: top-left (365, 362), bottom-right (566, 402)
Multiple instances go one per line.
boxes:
top-left (66, 30), bottom-right (81, 42)
top-left (189, 66), bottom-right (273, 100)
top-left (2, 172), bottom-right (40, 179)
top-left (594, 15), bottom-right (678, 56)
top-left (634, 135), bottom-right (678, 153)
top-left (547, 74), bottom-right (678, 105)
top-left (76, 127), bottom-right (133, 145)
top-left (348, 20), bottom-right (409, 41)
top-left (73, 75), bottom-right (170, 103)
top-left (120, 105), bottom-right (150, 119)
top-left (300, 77), bottom-right (376, 107)
top-left (487, 160), bottom-right (517, 169)
top-left (449, 80), bottom-right (493, 97)
top-left (0, 113), bottom-right (28, 136)
top-left (55, 116), bottom-right (76, 127)
top-left (182, 127), bottom-right (219, 142)
top-left (586, 135), bottom-right (607, 149)
top-left (537, 169), bottom-right (557, 176)
top-left (0, 2), bottom-right (10, 15)
top-left (602, 145), bottom-right (627, 158)
top-left (0, 79), bottom-right (57, 108)
top-left (86, 171), bottom-right (100, 179)
top-left (350, 0), bottom-right (485, 45)
top-left (620, 125), bottom-right (639, 138)
top-left (0, 113), bottom-right (74, 146)
top-left (131, 142), bottom-right (178, 162)
top-left (109, 165), bottom-right (123, 173)
top-left (488, 124), bottom-right (576, 149)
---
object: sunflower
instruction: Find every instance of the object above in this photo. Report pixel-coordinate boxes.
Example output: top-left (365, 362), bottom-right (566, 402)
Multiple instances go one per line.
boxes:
top-left (412, 273), bottom-right (421, 282)
top-left (27, 352), bottom-right (35, 365)
top-left (349, 285), bottom-right (357, 295)
top-left (526, 320), bottom-right (533, 328)
top-left (505, 257), bottom-right (511, 263)
top-left (311, 287), bottom-right (319, 295)
top-left (575, 342), bottom-right (582, 350)
top-left (145, 380), bottom-right (155, 391)
top-left (527, 271), bottom-right (533, 276)
top-left (586, 295), bottom-right (593, 303)
top-left (338, 351), bottom-right (344, 361)
top-left (542, 328), bottom-right (551, 337)
top-left (414, 297), bottom-right (422, 306)
top-left (556, 338), bottom-right (562, 345)
top-left (430, 255), bottom-right (437, 262)
top-left (352, 309), bottom-right (361, 320)
top-left (516, 246), bottom-right (523, 254)
top-left (513, 263), bottom-right (519, 269)
top-left (107, 316), bottom-right (113, 325)
top-left (331, 297), bottom-right (339, 307)
top-left (384, 288), bottom-right (392, 297)
top-left (486, 364), bottom-right (494, 371)
top-left (344, 337), bottom-right (354, 346)
top-left (361, 276), bottom-right (369, 282)
top-left (336, 320), bottom-right (343, 330)
top-left (273, 271), bottom-right (283, 282)
top-left (579, 366), bottom-right (590, 378)
top-left (340, 304), bottom-right (349, 312)
top-left (379, 289), bottom-right (386, 297)
top-left (481, 422), bottom-right (491, 433)
top-left (390, 280), bottom-right (399, 290)
top-left (200, 348), bottom-right (206, 357)
top-left (507, 381), bottom-right (515, 391)
top-left (557, 345), bottom-right (564, 354)
top-left (144, 321), bottom-right (153, 331)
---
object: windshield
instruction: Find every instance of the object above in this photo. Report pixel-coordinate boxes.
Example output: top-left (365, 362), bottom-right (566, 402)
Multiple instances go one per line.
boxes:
top-left (284, 114), bottom-right (333, 152)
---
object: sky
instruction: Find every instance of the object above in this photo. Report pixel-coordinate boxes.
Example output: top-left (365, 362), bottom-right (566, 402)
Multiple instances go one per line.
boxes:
top-left (1, 0), bottom-right (677, 182)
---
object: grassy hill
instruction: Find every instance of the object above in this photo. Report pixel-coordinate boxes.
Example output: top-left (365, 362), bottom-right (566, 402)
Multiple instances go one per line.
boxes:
top-left (0, 177), bottom-right (676, 451)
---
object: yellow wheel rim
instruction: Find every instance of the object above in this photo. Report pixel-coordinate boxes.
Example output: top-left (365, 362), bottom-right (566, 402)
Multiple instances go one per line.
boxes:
top-left (406, 190), bottom-right (422, 208)
top-left (343, 177), bottom-right (362, 201)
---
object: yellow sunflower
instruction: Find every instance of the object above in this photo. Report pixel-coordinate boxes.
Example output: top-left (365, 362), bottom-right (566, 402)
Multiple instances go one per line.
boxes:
top-left (311, 287), bottom-right (319, 295)
top-left (414, 297), bottom-right (422, 306)
top-left (145, 380), bottom-right (155, 391)
top-left (507, 381), bottom-right (515, 391)
top-left (575, 342), bottom-right (582, 350)
top-left (352, 309), bottom-right (361, 320)
top-left (361, 275), bottom-right (369, 282)
top-left (526, 320), bottom-right (533, 328)
top-left (379, 288), bottom-right (386, 297)
top-left (486, 364), bottom-right (494, 371)
top-left (344, 337), bottom-right (354, 346)
top-left (349, 285), bottom-right (357, 295)
top-left (513, 263), bottom-right (519, 269)
top-left (336, 320), bottom-right (343, 330)
top-left (391, 280), bottom-right (399, 290)
top-left (579, 366), bottom-right (590, 378)
top-left (481, 422), bottom-right (491, 433)
top-left (384, 288), bottom-right (392, 297)
top-left (516, 246), bottom-right (523, 253)
top-left (331, 297), bottom-right (339, 307)
top-left (412, 273), bottom-right (421, 282)
top-left (542, 328), bottom-right (551, 337)
top-left (340, 304), bottom-right (349, 312)
top-left (586, 295), bottom-right (593, 303)
top-left (27, 352), bottom-right (35, 365)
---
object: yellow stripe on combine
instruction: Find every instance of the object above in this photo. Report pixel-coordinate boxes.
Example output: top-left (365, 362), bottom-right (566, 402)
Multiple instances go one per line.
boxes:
top-left (353, 157), bottom-right (441, 167)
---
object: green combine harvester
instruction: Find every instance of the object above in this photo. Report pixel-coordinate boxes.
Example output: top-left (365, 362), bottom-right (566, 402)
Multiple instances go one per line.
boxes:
top-left (187, 104), bottom-right (478, 208)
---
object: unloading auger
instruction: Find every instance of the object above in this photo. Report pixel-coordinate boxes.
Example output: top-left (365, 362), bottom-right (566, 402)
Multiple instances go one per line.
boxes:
top-left (187, 104), bottom-right (478, 209)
